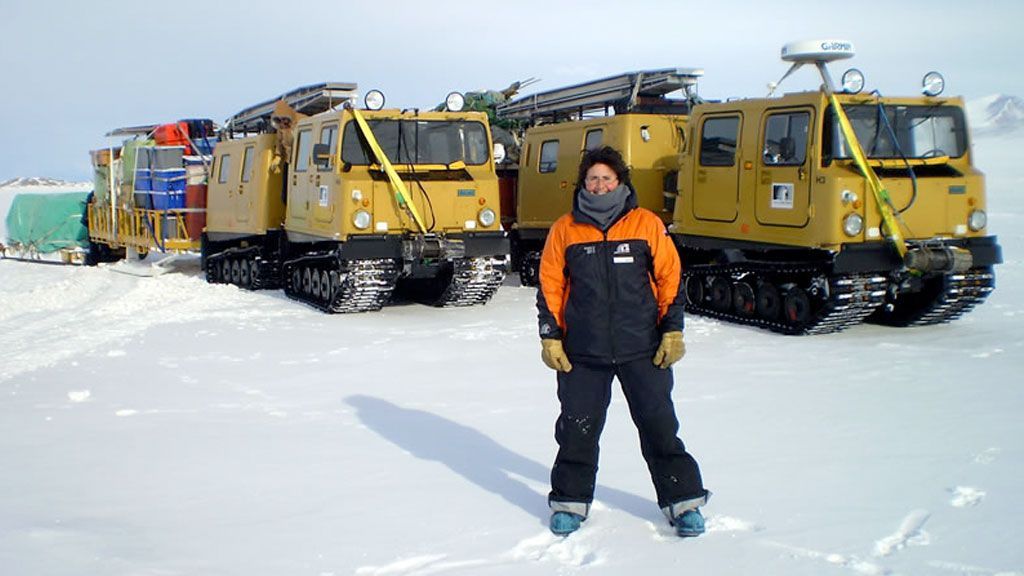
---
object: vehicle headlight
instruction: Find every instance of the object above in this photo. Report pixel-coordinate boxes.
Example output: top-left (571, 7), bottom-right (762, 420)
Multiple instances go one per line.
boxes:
top-left (353, 209), bottom-right (372, 230)
top-left (445, 91), bottom-right (465, 112)
top-left (364, 90), bottom-right (385, 111)
top-left (478, 207), bottom-right (496, 227)
top-left (922, 71), bottom-right (945, 97)
top-left (968, 209), bottom-right (987, 231)
top-left (841, 68), bottom-right (864, 94)
top-left (843, 212), bottom-right (864, 237)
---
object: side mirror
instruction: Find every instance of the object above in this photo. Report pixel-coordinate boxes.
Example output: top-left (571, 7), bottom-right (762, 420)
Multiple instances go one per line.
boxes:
top-left (312, 143), bottom-right (332, 170)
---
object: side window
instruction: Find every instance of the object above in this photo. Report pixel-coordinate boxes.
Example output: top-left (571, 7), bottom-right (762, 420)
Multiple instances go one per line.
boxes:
top-left (584, 129), bottom-right (603, 151)
top-left (217, 154), bottom-right (231, 184)
top-left (318, 124), bottom-right (338, 171)
top-left (763, 112), bottom-right (810, 166)
top-left (294, 129), bottom-right (312, 172)
top-left (700, 116), bottom-right (740, 167)
top-left (539, 140), bottom-right (559, 173)
top-left (240, 146), bottom-right (255, 183)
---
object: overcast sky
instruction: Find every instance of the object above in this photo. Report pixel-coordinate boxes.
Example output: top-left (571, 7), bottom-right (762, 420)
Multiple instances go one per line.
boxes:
top-left (1, 0), bottom-right (1020, 181)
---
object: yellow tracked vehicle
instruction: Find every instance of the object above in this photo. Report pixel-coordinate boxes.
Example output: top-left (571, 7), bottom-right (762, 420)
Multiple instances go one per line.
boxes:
top-left (671, 41), bottom-right (1002, 334)
top-left (203, 84), bottom-right (508, 312)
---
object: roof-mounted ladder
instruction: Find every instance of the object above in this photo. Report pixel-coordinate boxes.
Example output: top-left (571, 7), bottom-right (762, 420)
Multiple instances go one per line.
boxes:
top-left (224, 81), bottom-right (360, 133)
top-left (496, 68), bottom-right (703, 124)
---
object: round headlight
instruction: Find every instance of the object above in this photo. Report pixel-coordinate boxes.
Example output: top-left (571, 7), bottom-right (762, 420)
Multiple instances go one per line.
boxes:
top-left (478, 207), bottom-right (496, 228)
top-left (841, 68), bottom-right (865, 94)
top-left (364, 90), bottom-right (385, 111)
top-left (843, 212), bottom-right (864, 237)
top-left (968, 209), bottom-right (987, 231)
top-left (445, 92), bottom-right (465, 112)
top-left (353, 209), bottom-right (372, 230)
top-left (922, 71), bottom-right (945, 97)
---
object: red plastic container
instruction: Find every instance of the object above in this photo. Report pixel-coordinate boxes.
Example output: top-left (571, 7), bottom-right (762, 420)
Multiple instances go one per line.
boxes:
top-left (185, 184), bottom-right (207, 240)
top-left (153, 122), bottom-right (192, 154)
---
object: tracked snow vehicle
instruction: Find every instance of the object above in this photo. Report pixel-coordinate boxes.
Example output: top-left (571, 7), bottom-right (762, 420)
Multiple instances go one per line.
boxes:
top-left (203, 84), bottom-right (508, 312)
top-left (671, 41), bottom-right (1002, 334)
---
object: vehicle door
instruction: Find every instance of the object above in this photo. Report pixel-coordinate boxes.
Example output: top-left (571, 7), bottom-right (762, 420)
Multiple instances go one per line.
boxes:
top-left (288, 126), bottom-right (314, 227)
top-left (692, 114), bottom-right (742, 222)
top-left (755, 108), bottom-right (813, 227)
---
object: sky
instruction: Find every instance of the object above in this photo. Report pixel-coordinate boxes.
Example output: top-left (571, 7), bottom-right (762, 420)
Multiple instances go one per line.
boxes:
top-left (2, 0), bottom-right (1022, 182)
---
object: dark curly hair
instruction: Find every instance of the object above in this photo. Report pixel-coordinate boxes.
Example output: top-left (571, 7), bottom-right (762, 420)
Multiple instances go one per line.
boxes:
top-left (575, 146), bottom-right (632, 191)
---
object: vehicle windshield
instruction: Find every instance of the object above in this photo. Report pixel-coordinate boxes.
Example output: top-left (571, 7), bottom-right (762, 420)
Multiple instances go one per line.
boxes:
top-left (341, 119), bottom-right (489, 166)
top-left (828, 104), bottom-right (967, 160)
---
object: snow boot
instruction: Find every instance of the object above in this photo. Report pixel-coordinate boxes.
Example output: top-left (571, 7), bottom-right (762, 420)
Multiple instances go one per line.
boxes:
top-left (673, 509), bottom-right (705, 538)
top-left (550, 511), bottom-right (584, 536)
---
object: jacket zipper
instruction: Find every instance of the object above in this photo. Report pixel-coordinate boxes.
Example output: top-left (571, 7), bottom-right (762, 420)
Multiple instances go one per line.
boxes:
top-left (602, 228), bottom-right (618, 364)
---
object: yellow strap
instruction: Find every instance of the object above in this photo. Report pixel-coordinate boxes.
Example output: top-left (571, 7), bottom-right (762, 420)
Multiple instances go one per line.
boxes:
top-left (348, 107), bottom-right (427, 233)
top-left (828, 93), bottom-right (907, 259)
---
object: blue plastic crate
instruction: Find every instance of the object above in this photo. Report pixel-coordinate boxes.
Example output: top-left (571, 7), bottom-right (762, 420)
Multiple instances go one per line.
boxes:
top-left (152, 168), bottom-right (187, 192)
top-left (134, 169), bottom-right (152, 191)
top-left (151, 191), bottom-right (185, 210)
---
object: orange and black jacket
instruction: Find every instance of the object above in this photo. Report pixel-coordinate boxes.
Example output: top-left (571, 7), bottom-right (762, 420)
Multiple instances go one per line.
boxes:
top-left (537, 185), bottom-right (685, 364)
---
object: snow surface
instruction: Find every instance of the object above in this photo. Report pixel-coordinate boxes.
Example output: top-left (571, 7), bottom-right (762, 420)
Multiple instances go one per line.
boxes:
top-left (1, 136), bottom-right (1022, 576)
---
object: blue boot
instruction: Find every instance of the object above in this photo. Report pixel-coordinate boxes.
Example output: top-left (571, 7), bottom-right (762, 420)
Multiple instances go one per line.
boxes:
top-left (550, 511), bottom-right (584, 536)
top-left (674, 509), bottom-right (705, 538)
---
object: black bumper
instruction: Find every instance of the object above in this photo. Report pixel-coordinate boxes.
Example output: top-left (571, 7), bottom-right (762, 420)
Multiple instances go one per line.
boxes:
top-left (833, 236), bottom-right (1003, 274)
top-left (339, 232), bottom-right (509, 260)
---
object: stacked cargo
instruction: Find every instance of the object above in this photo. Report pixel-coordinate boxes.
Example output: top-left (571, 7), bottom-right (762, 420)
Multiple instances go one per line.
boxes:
top-left (89, 147), bottom-right (122, 206)
top-left (86, 118), bottom-right (217, 253)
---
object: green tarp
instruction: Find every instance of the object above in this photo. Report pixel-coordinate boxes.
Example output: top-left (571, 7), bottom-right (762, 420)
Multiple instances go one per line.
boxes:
top-left (4, 192), bottom-right (90, 253)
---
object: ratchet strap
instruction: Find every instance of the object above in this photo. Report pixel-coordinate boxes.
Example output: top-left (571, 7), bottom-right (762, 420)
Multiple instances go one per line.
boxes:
top-left (347, 106), bottom-right (427, 233)
top-left (829, 93), bottom-right (908, 259)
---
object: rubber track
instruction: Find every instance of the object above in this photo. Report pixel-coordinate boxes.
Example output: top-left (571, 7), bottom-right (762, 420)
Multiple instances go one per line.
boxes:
top-left (893, 268), bottom-right (995, 327)
top-left (284, 256), bottom-right (398, 314)
top-left (433, 257), bottom-right (508, 307)
top-left (206, 247), bottom-right (281, 290)
top-left (684, 263), bottom-right (888, 335)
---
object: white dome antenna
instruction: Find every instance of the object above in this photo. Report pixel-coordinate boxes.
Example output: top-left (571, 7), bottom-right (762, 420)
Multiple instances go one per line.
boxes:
top-left (770, 39), bottom-right (856, 96)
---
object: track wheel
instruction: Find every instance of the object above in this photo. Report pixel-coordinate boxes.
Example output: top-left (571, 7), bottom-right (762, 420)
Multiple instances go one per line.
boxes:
top-left (684, 275), bottom-right (704, 306)
top-left (291, 267), bottom-right (301, 293)
top-left (709, 276), bottom-right (732, 312)
top-left (221, 259), bottom-right (232, 284)
top-left (239, 259), bottom-right (252, 289)
top-left (230, 260), bottom-right (241, 285)
top-left (783, 286), bottom-right (812, 325)
top-left (311, 267), bottom-right (322, 299)
top-left (302, 267), bottom-right (312, 295)
top-left (733, 281), bottom-right (756, 316)
top-left (756, 281), bottom-right (781, 320)
top-left (319, 270), bottom-right (331, 302)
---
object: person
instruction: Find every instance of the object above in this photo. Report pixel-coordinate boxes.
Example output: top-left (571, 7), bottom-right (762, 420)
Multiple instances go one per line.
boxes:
top-left (536, 146), bottom-right (709, 537)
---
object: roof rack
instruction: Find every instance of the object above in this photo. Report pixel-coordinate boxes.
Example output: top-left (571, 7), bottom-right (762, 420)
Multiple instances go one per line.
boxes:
top-left (496, 68), bottom-right (703, 124)
top-left (105, 124), bottom-right (160, 138)
top-left (225, 81), bottom-right (359, 133)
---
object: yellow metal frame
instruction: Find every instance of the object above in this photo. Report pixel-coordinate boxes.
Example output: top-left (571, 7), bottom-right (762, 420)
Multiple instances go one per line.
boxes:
top-left (87, 203), bottom-right (202, 253)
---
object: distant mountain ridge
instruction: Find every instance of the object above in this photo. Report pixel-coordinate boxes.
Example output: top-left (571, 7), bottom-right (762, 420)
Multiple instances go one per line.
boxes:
top-left (0, 177), bottom-right (91, 189)
top-left (968, 94), bottom-right (1024, 136)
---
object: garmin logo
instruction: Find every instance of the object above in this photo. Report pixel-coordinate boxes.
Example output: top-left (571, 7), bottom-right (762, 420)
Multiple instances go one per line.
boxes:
top-left (821, 41), bottom-right (852, 52)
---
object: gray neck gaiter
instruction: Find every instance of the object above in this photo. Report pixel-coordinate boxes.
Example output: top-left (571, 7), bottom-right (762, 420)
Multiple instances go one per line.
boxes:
top-left (577, 183), bottom-right (629, 231)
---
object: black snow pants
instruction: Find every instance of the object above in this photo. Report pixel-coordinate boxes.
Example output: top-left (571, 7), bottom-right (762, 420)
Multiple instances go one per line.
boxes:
top-left (549, 356), bottom-right (706, 513)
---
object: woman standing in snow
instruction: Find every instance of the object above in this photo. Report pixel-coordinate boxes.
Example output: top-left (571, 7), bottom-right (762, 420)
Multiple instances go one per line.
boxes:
top-left (536, 146), bottom-right (709, 537)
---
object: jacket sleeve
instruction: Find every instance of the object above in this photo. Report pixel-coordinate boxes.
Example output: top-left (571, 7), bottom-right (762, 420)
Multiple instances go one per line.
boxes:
top-left (650, 217), bottom-right (686, 333)
top-left (536, 218), bottom-right (568, 340)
